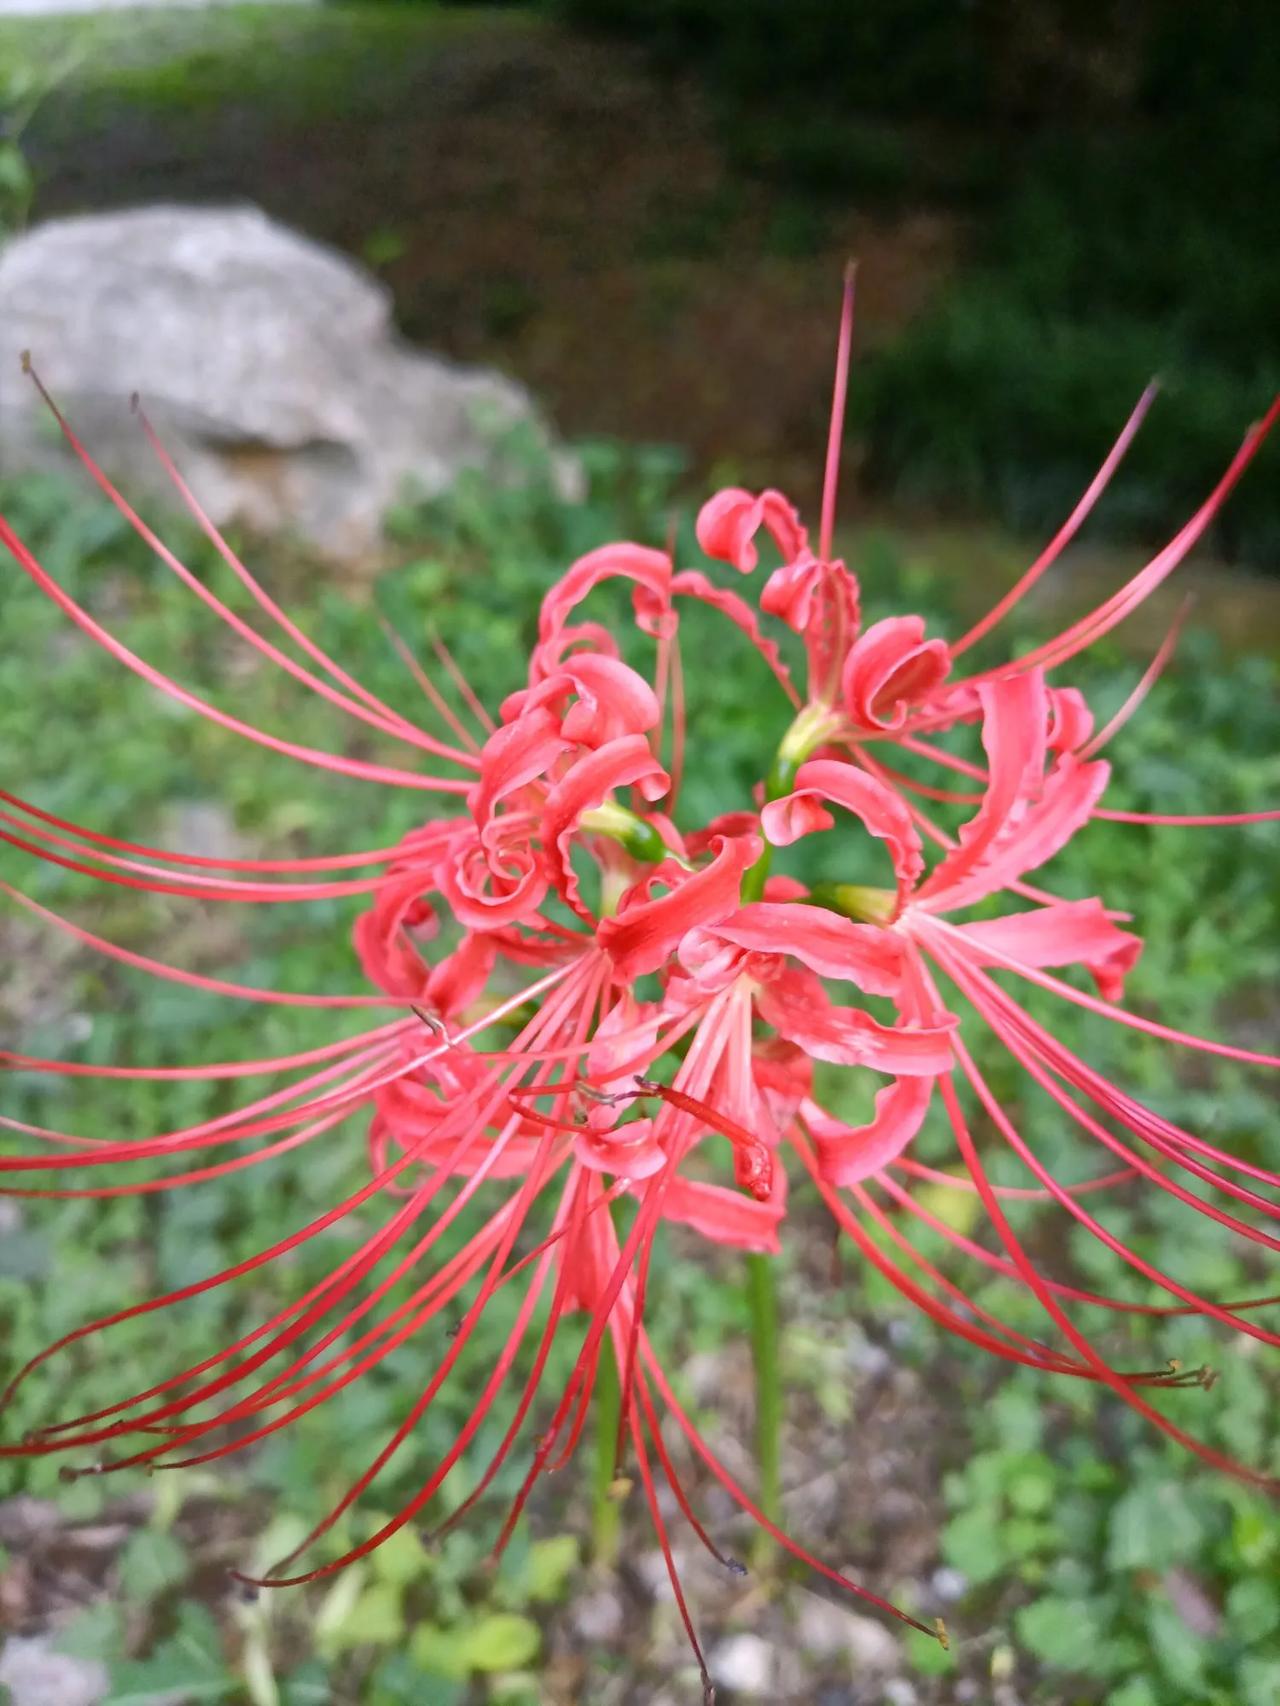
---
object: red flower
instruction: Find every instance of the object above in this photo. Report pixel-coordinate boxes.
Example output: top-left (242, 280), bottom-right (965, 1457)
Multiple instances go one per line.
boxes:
top-left (2, 286), bottom-right (1279, 1692)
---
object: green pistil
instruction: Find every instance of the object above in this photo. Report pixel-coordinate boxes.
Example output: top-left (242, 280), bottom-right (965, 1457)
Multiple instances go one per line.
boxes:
top-left (580, 800), bottom-right (670, 866)
top-left (807, 881), bottom-right (896, 924)
top-left (744, 703), bottom-right (844, 903)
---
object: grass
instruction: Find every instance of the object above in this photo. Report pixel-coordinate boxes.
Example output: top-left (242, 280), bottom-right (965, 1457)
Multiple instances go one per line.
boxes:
top-left (0, 4), bottom-right (540, 120)
top-left (1, 433), bottom-right (1277, 1702)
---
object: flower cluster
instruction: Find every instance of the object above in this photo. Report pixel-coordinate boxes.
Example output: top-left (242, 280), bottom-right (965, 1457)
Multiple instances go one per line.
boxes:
top-left (1, 285), bottom-right (1277, 1690)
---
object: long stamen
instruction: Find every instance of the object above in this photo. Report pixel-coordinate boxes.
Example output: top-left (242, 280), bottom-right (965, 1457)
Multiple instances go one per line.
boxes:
top-left (0, 514), bottom-right (468, 793)
top-left (950, 382), bottom-right (1160, 658)
top-left (1077, 596), bottom-right (1191, 758)
top-left (21, 366), bottom-right (477, 769)
top-left (0, 786), bottom-right (406, 874)
top-left (818, 261), bottom-right (857, 564)
top-left (636, 1080), bottom-right (773, 1201)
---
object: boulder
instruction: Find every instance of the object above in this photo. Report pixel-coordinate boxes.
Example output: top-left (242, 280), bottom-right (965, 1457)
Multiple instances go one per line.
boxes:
top-left (0, 205), bottom-right (575, 560)
top-left (0, 1636), bottom-right (107, 1706)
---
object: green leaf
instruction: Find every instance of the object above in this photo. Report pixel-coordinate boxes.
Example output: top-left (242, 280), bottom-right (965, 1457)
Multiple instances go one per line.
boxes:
top-left (1145, 1594), bottom-right (1207, 1689)
top-left (314, 1565), bottom-right (368, 1650)
top-left (990, 1387), bottom-right (1044, 1452)
top-left (369, 1525), bottom-right (431, 1587)
top-left (905, 1626), bottom-right (953, 1676)
top-left (1231, 1502), bottom-right (1278, 1569)
top-left (105, 1604), bottom-right (232, 1706)
top-left (117, 1529), bottom-right (190, 1604)
top-left (1107, 1482), bottom-right (1204, 1571)
top-left (1225, 1577), bottom-right (1280, 1643)
top-left (912, 1180), bottom-right (982, 1236)
top-left (280, 1661), bottom-right (333, 1705)
top-left (408, 1624), bottom-right (469, 1682)
top-left (321, 1581), bottom-right (405, 1651)
top-left (371, 1653), bottom-right (465, 1706)
top-left (458, 1613), bottom-right (542, 1673)
top-left (1015, 1596), bottom-right (1101, 1668)
top-left (1104, 1680), bottom-right (1159, 1706)
top-left (1241, 1657), bottom-right (1280, 1706)
top-left (54, 1602), bottom-right (124, 1663)
top-left (0, 142), bottom-right (32, 200)
top-left (523, 1535), bottom-right (579, 1603)
top-left (941, 1506), bottom-right (1006, 1585)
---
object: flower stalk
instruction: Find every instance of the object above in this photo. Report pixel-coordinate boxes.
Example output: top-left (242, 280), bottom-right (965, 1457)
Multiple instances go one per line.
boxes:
top-left (746, 1249), bottom-right (782, 1563)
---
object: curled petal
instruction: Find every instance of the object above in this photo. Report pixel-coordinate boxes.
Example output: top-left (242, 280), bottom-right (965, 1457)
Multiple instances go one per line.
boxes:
top-left (503, 653), bottom-right (660, 748)
top-left (676, 925), bottom-right (762, 993)
top-left (762, 758), bottom-right (924, 913)
top-left (752, 1037), bottom-right (813, 1128)
top-left (757, 969), bottom-right (954, 1073)
top-left (802, 1077), bottom-right (933, 1186)
top-left (437, 828), bottom-right (547, 931)
top-left (659, 1172), bottom-right (787, 1253)
top-left (922, 673), bottom-right (1110, 912)
top-left (953, 898), bottom-right (1142, 1002)
top-left (470, 709), bottom-right (567, 842)
top-left (919, 671), bottom-right (1047, 906)
top-left (562, 654), bottom-right (661, 743)
top-left (683, 810), bottom-right (760, 859)
top-left (541, 736), bottom-right (670, 921)
top-left (714, 902), bottom-right (904, 997)
top-left (353, 865), bottom-right (440, 998)
top-left (599, 832), bottom-right (762, 981)
top-left (1048, 686), bottom-right (1094, 753)
top-left (538, 542), bottom-right (672, 642)
top-left (695, 487), bottom-right (808, 574)
top-left (424, 931), bottom-right (498, 1018)
top-left (841, 616), bottom-right (951, 731)
top-left (761, 556), bottom-right (860, 701)
top-left (528, 621), bottom-right (620, 683)
top-left (575, 1115), bottom-right (666, 1182)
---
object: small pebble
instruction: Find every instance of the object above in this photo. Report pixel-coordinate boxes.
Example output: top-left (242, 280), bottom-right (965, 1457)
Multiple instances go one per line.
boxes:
top-left (931, 1565), bottom-right (968, 1602)
top-left (708, 1633), bottom-right (774, 1696)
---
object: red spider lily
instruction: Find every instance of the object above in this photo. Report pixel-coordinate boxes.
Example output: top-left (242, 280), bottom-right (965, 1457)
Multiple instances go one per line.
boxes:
top-left (2, 268), bottom-right (1279, 1694)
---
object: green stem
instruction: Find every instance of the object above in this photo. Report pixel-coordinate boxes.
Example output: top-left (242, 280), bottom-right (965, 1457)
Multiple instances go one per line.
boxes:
top-left (591, 1340), bottom-right (623, 1569)
top-left (746, 1250), bottom-right (782, 1561)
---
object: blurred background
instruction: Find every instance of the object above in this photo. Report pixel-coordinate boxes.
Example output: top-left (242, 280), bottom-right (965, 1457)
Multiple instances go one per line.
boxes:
top-left (0, 3), bottom-right (1277, 1705)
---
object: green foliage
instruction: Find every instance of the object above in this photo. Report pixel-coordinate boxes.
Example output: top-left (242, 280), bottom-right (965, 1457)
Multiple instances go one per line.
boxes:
top-left (0, 5), bottom-right (537, 131)
top-left (1, 433), bottom-right (1277, 1704)
top-left (558, 0), bottom-right (1280, 564)
top-left (0, 52), bottom-right (73, 238)
top-left (856, 291), bottom-right (1280, 562)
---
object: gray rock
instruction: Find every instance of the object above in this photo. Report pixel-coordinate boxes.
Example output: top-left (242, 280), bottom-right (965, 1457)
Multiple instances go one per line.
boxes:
top-left (842, 1611), bottom-right (903, 1675)
top-left (881, 1682), bottom-right (918, 1706)
top-left (0, 1497), bottom-right (60, 1546)
top-left (708, 1633), bottom-right (774, 1696)
top-left (0, 1636), bottom-right (107, 1706)
top-left (571, 1587), bottom-right (625, 1646)
top-left (799, 1596), bottom-right (902, 1676)
top-left (930, 1564), bottom-right (968, 1602)
top-left (796, 1594), bottom-right (853, 1660)
top-left (0, 205), bottom-right (576, 561)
